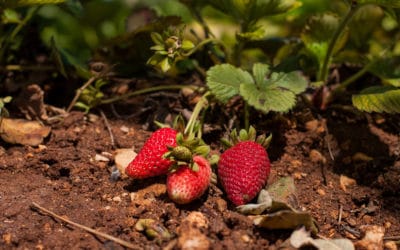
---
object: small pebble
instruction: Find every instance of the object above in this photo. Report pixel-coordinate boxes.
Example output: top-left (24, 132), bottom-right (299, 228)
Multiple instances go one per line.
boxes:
top-left (241, 234), bottom-right (250, 243)
top-left (362, 215), bottom-right (373, 224)
top-left (346, 218), bottom-right (357, 227)
top-left (110, 166), bottom-right (121, 181)
top-left (215, 198), bottom-right (227, 212)
top-left (112, 196), bottom-right (122, 202)
top-left (95, 154), bottom-right (109, 162)
top-left (316, 188), bottom-right (326, 196)
top-left (309, 149), bottom-right (327, 164)
top-left (120, 125), bottom-right (130, 133)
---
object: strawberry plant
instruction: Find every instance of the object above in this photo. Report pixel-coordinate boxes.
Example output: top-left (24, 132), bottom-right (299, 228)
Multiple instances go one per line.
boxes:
top-left (0, 96), bottom-right (12, 118)
top-left (207, 63), bottom-right (308, 112)
top-left (296, 0), bottom-right (400, 112)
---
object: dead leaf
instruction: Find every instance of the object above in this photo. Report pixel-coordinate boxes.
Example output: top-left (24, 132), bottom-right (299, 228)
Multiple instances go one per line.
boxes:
top-left (0, 118), bottom-right (51, 146)
top-left (289, 227), bottom-right (354, 250)
top-left (354, 225), bottom-right (385, 250)
top-left (265, 176), bottom-right (297, 206)
top-left (340, 175), bottom-right (357, 193)
top-left (237, 178), bottom-right (318, 234)
top-left (253, 210), bottom-right (318, 234)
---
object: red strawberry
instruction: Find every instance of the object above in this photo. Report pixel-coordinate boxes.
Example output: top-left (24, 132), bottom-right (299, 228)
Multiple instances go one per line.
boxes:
top-left (125, 127), bottom-right (177, 179)
top-left (218, 141), bottom-right (270, 206)
top-left (167, 155), bottom-right (211, 204)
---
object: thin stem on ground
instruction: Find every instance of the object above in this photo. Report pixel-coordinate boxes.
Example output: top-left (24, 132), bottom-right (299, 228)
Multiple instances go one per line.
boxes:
top-left (67, 76), bottom-right (97, 112)
top-left (31, 202), bottom-right (140, 250)
top-left (99, 110), bottom-right (116, 148)
top-left (0, 65), bottom-right (56, 71)
top-left (100, 85), bottom-right (197, 105)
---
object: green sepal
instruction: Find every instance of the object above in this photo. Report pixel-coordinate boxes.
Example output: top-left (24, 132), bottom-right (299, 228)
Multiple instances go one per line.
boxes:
top-left (239, 129), bottom-right (248, 141)
top-left (257, 133), bottom-right (272, 149)
top-left (150, 45), bottom-right (165, 51)
top-left (222, 126), bottom-right (272, 150)
top-left (150, 32), bottom-right (164, 45)
top-left (221, 138), bottom-right (232, 149)
top-left (193, 145), bottom-right (210, 157)
top-left (172, 114), bottom-right (186, 132)
top-left (176, 132), bottom-right (184, 145)
top-left (171, 146), bottom-right (193, 162)
top-left (247, 126), bottom-right (257, 141)
top-left (209, 154), bottom-right (220, 166)
top-left (191, 162), bottom-right (199, 172)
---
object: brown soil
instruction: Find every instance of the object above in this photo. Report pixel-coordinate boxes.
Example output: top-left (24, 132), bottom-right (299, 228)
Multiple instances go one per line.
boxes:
top-left (0, 107), bottom-right (399, 249)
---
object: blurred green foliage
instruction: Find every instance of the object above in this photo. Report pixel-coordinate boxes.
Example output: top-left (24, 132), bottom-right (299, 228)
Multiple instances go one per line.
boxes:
top-left (0, 0), bottom-right (399, 113)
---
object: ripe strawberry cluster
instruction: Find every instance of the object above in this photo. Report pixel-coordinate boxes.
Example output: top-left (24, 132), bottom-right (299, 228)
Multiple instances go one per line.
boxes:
top-left (125, 126), bottom-right (271, 206)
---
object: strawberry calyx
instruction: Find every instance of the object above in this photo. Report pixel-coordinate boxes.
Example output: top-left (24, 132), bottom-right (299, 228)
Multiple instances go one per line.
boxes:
top-left (221, 125), bottom-right (272, 149)
top-left (162, 92), bottom-right (211, 172)
top-left (163, 131), bottom-right (210, 172)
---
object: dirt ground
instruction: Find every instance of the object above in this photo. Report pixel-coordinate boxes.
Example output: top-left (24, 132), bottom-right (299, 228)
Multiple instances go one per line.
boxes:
top-left (0, 102), bottom-right (399, 249)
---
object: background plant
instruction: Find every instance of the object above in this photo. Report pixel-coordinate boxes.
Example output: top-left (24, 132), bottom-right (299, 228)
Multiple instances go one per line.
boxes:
top-left (1, 0), bottom-right (399, 114)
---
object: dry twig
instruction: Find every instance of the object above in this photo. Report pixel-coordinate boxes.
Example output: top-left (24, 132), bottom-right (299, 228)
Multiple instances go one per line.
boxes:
top-left (67, 76), bottom-right (97, 112)
top-left (31, 202), bottom-right (139, 249)
top-left (100, 110), bottom-right (116, 148)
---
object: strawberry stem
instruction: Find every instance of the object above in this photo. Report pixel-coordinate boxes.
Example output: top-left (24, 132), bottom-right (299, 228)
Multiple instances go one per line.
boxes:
top-left (184, 91), bottom-right (210, 137)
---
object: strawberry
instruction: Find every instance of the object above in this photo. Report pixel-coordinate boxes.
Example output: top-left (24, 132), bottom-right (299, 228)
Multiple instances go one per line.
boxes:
top-left (167, 155), bottom-right (211, 204)
top-left (218, 128), bottom-right (271, 206)
top-left (125, 127), bottom-right (177, 179)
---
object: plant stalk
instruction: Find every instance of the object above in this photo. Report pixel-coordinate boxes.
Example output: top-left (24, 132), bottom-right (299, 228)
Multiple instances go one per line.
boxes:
top-left (101, 85), bottom-right (196, 105)
top-left (244, 101), bottom-right (250, 131)
top-left (184, 91), bottom-right (210, 137)
top-left (326, 58), bottom-right (374, 105)
top-left (319, 3), bottom-right (359, 82)
top-left (182, 38), bottom-right (225, 57)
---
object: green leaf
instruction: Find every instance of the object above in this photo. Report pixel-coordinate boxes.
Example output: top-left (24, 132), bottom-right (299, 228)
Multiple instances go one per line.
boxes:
top-left (369, 57), bottom-right (400, 87)
top-left (240, 65), bottom-right (308, 113)
top-left (2, 9), bottom-right (21, 24)
top-left (249, 0), bottom-right (302, 20)
top-left (348, 5), bottom-right (384, 50)
top-left (206, 64), bottom-right (253, 103)
top-left (240, 84), bottom-right (296, 113)
top-left (181, 39), bottom-right (195, 51)
top-left (358, 0), bottom-right (400, 8)
top-left (352, 86), bottom-right (400, 113)
top-left (301, 13), bottom-right (349, 66)
top-left (209, 0), bottom-right (300, 22)
top-left (252, 63), bottom-right (270, 86)
top-left (237, 26), bottom-right (266, 41)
